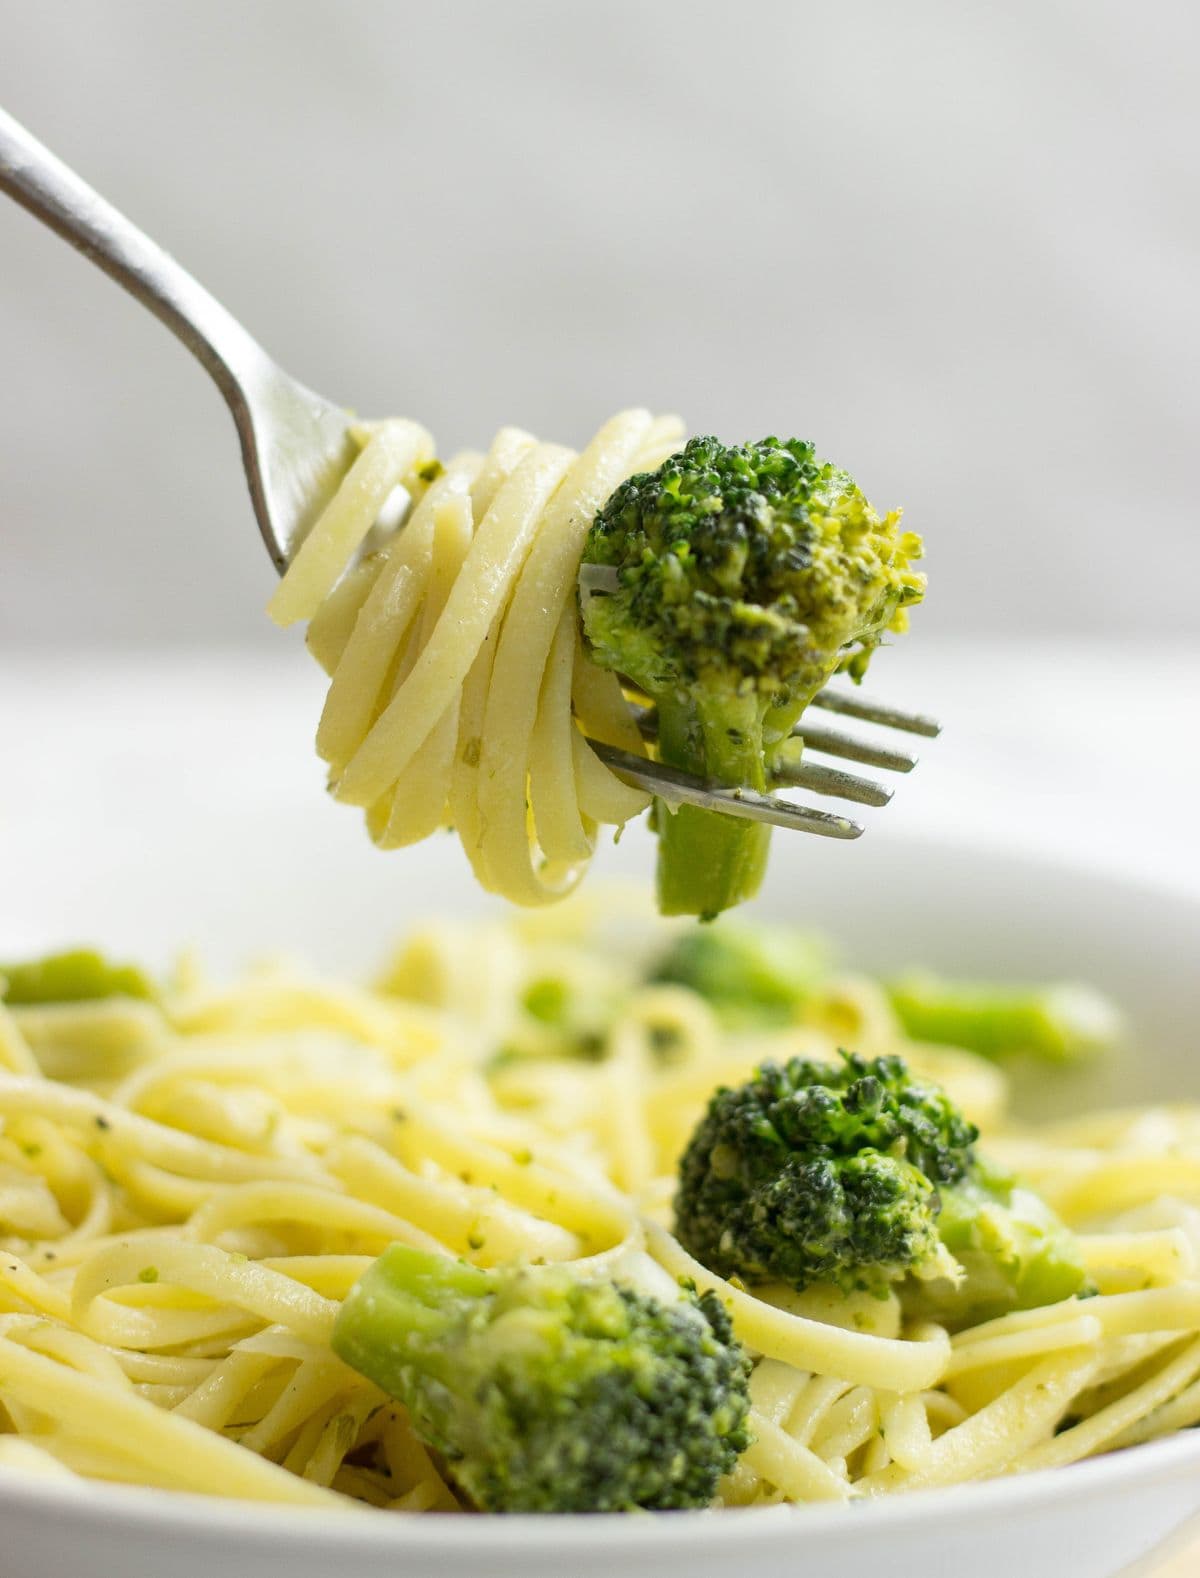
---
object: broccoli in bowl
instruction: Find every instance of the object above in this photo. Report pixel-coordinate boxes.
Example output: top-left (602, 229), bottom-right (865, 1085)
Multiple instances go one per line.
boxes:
top-left (332, 1245), bottom-right (752, 1512)
top-left (674, 1050), bottom-right (1090, 1328)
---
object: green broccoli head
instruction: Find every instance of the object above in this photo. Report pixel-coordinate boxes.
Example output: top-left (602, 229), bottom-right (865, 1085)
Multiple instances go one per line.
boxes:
top-left (583, 436), bottom-right (923, 700)
top-left (675, 1052), bottom-right (975, 1292)
top-left (675, 1052), bottom-right (1090, 1322)
top-left (331, 1245), bottom-right (751, 1512)
top-left (580, 436), bottom-right (925, 919)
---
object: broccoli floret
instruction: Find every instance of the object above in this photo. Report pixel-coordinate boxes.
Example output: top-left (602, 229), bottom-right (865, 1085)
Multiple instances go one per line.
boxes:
top-left (886, 973), bottom-right (1121, 1064)
top-left (580, 436), bottom-right (924, 919)
top-left (648, 922), bottom-right (829, 1026)
top-left (0, 948), bottom-right (156, 1005)
top-left (331, 1244), bottom-right (752, 1512)
top-left (674, 1052), bottom-right (1089, 1323)
top-left (904, 1157), bottom-right (1092, 1327)
top-left (675, 1052), bottom-right (973, 1291)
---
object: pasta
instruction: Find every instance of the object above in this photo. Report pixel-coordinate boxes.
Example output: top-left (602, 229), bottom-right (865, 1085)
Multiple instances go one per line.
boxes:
top-left (2, 899), bottom-right (1200, 1511)
top-left (268, 411), bottom-right (684, 905)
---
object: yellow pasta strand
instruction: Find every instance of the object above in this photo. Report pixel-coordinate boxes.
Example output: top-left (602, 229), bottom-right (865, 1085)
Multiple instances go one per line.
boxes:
top-left (645, 1222), bottom-right (951, 1393)
top-left (281, 411), bottom-right (682, 905)
top-left (0, 1319), bottom-right (342, 1505)
top-left (268, 420), bottom-right (434, 628)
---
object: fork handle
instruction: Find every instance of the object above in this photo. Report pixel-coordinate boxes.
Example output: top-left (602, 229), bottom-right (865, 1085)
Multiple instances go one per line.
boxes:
top-left (0, 104), bottom-right (268, 409)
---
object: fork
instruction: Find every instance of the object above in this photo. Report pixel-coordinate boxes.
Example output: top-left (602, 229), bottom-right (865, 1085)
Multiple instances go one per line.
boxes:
top-left (593, 688), bottom-right (940, 841)
top-left (0, 105), bottom-right (939, 840)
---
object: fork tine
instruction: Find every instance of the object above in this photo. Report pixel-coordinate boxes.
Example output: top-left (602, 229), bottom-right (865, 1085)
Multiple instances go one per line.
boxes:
top-left (626, 699), bottom-right (915, 787)
top-left (585, 741), bottom-right (865, 838)
top-left (793, 724), bottom-right (919, 773)
top-left (773, 757), bottom-right (894, 807)
top-left (622, 680), bottom-right (940, 744)
top-left (809, 689), bottom-right (942, 738)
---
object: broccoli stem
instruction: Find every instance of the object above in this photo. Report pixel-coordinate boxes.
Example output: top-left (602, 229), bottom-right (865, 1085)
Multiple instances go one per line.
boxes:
top-left (886, 974), bottom-right (1120, 1063)
top-left (654, 692), bottom-right (770, 920)
top-left (332, 1244), bottom-right (487, 1395)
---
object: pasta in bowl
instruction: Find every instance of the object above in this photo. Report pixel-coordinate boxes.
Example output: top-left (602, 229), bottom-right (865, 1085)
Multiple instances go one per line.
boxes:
top-left (2, 866), bottom-right (1200, 1577)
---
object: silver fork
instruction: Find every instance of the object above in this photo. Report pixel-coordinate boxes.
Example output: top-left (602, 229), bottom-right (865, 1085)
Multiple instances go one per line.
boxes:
top-left (0, 105), bottom-right (352, 574)
top-left (594, 688), bottom-right (940, 841)
top-left (0, 106), bottom-right (939, 840)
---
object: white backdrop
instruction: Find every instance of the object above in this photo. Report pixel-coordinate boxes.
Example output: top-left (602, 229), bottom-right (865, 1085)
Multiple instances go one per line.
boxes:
top-left (1, 0), bottom-right (1197, 646)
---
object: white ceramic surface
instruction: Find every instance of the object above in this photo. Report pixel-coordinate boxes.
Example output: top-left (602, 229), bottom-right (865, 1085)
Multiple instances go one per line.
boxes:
top-left (2, 1427), bottom-right (1200, 1578)
top-left (2, 662), bottom-right (1200, 1577)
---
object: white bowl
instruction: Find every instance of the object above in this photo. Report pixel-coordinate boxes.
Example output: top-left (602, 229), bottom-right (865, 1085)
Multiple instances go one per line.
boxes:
top-left (3, 800), bottom-right (1200, 1577)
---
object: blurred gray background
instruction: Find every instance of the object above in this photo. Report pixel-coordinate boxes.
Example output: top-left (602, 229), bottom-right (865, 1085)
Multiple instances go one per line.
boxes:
top-left (1, 0), bottom-right (1197, 646)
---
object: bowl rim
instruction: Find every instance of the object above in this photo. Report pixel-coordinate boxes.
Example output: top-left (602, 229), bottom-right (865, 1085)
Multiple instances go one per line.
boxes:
top-left (1, 1425), bottom-right (1199, 1553)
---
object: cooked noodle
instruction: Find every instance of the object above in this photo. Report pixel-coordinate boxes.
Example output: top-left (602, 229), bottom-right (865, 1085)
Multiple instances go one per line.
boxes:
top-left (268, 411), bottom-right (683, 904)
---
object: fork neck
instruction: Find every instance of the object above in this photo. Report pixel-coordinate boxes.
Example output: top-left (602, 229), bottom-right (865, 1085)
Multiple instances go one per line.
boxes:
top-left (0, 104), bottom-right (273, 414)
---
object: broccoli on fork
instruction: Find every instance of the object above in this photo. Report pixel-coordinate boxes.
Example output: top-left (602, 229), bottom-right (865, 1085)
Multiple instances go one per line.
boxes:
top-left (332, 1244), bottom-right (752, 1512)
top-left (674, 1051), bottom-right (1089, 1327)
top-left (580, 436), bottom-right (925, 919)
